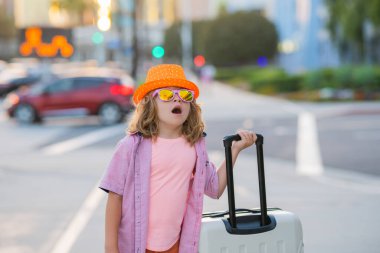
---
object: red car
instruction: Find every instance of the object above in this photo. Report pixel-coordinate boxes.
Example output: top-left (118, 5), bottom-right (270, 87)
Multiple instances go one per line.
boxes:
top-left (4, 74), bottom-right (134, 125)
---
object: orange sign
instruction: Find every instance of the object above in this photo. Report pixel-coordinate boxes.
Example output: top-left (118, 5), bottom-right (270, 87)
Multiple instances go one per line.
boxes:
top-left (19, 27), bottom-right (74, 58)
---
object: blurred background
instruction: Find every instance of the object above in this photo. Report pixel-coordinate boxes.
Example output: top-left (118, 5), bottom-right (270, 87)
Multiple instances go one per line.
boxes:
top-left (0, 0), bottom-right (380, 253)
top-left (1, 0), bottom-right (380, 99)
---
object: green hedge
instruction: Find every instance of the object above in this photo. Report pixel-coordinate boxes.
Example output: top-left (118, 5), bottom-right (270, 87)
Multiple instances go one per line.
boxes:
top-left (303, 66), bottom-right (380, 91)
top-left (217, 66), bottom-right (302, 94)
top-left (216, 65), bottom-right (380, 94)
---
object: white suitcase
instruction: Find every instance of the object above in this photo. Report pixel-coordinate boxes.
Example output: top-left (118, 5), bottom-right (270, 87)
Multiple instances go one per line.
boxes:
top-left (199, 134), bottom-right (304, 253)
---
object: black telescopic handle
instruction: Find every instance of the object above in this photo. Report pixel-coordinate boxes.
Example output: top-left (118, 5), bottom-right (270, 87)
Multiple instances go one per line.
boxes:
top-left (223, 134), bottom-right (267, 228)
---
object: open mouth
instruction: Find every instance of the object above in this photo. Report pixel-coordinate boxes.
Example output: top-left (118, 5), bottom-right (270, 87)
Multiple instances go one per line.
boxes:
top-left (171, 106), bottom-right (182, 114)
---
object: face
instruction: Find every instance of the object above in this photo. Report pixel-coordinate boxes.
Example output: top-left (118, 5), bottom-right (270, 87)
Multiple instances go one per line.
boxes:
top-left (153, 87), bottom-right (192, 130)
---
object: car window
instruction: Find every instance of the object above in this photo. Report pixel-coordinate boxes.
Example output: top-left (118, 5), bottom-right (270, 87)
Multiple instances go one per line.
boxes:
top-left (47, 78), bottom-right (74, 94)
top-left (30, 83), bottom-right (48, 95)
top-left (102, 77), bottom-right (120, 85)
top-left (73, 78), bottom-right (106, 90)
top-left (10, 76), bottom-right (39, 85)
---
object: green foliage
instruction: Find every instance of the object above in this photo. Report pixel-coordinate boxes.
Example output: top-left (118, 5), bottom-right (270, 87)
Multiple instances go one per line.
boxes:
top-left (204, 11), bottom-right (278, 66)
top-left (215, 66), bottom-right (253, 81)
top-left (333, 66), bottom-right (354, 89)
top-left (217, 2), bottom-right (228, 17)
top-left (216, 66), bottom-right (301, 94)
top-left (164, 11), bottom-right (278, 66)
top-left (303, 68), bottom-right (335, 90)
top-left (352, 66), bottom-right (378, 91)
top-left (215, 65), bottom-right (380, 96)
top-left (192, 20), bottom-right (211, 56)
top-left (248, 68), bottom-right (301, 94)
top-left (163, 22), bottom-right (182, 59)
top-left (366, 0), bottom-right (380, 26)
top-left (163, 20), bottom-right (211, 60)
top-left (325, 0), bottom-right (380, 62)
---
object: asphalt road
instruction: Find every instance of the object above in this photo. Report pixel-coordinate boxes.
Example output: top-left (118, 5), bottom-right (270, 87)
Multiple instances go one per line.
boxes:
top-left (0, 85), bottom-right (379, 253)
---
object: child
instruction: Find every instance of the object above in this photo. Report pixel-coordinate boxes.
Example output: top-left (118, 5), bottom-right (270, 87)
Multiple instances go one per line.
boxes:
top-left (99, 64), bottom-right (256, 253)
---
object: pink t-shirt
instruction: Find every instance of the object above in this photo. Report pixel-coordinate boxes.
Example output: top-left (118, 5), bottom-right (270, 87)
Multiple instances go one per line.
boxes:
top-left (146, 136), bottom-right (196, 251)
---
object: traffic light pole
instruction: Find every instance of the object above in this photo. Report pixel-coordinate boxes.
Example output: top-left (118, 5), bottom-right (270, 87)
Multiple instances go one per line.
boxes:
top-left (181, 0), bottom-right (192, 71)
top-left (131, 0), bottom-right (139, 80)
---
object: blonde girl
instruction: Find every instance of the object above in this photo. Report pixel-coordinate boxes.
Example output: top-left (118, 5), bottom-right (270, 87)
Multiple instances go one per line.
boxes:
top-left (100, 64), bottom-right (256, 253)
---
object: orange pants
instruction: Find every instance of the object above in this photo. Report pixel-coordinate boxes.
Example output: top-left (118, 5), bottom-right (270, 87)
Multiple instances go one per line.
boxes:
top-left (146, 240), bottom-right (179, 253)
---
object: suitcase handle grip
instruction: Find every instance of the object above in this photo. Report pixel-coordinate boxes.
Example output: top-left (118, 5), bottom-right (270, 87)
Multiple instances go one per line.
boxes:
top-left (223, 133), bottom-right (263, 147)
top-left (223, 133), bottom-right (268, 229)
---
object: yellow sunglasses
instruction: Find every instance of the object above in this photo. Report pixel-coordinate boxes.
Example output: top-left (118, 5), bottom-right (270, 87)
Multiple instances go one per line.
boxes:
top-left (153, 88), bottom-right (194, 102)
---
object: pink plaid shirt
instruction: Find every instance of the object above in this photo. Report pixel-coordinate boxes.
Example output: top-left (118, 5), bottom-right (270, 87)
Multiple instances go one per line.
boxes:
top-left (99, 132), bottom-right (219, 253)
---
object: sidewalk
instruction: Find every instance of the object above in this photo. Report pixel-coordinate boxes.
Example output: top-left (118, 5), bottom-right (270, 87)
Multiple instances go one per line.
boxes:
top-left (196, 79), bottom-right (380, 253)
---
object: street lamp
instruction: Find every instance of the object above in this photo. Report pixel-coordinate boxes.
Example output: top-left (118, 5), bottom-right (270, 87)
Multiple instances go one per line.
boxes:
top-left (97, 0), bottom-right (112, 31)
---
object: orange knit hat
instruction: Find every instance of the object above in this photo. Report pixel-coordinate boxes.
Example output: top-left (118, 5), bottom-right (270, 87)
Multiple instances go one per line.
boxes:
top-left (133, 64), bottom-right (199, 105)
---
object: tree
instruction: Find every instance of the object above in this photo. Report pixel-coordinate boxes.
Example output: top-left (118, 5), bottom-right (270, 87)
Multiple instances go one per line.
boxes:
top-left (164, 22), bottom-right (182, 60)
top-left (164, 11), bottom-right (278, 67)
top-left (325, 0), bottom-right (380, 63)
top-left (204, 11), bottom-right (278, 67)
top-left (366, 0), bottom-right (380, 26)
top-left (164, 20), bottom-right (211, 61)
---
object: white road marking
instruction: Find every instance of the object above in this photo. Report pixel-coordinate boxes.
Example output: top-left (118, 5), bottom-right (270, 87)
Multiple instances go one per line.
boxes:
top-left (296, 112), bottom-right (324, 176)
top-left (42, 124), bottom-right (124, 155)
top-left (50, 183), bottom-right (104, 253)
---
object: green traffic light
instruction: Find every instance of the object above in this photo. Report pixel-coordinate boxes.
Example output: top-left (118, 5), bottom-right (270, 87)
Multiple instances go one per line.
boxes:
top-left (152, 46), bottom-right (165, 59)
top-left (92, 32), bottom-right (104, 45)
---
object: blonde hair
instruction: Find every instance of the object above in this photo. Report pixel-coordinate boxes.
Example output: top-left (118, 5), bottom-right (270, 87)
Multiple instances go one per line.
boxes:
top-left (127, 92), bottom-right (205, 145)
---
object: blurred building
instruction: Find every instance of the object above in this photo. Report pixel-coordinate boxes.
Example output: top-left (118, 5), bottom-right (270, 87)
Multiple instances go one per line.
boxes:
top-left (142, 0), bottom-right (221, 50)
top-left (0, 0), bottom-right (13, 16)
top-left (265, 0), bottom-right (340, 73)
top-left (145, 0), bottom-right (220, 25)
top-left (7, 0), bottom-right (344, 74)
top-left (0, 0), bottom-right (17, 60)
top-left (14, 0), bottom-right (51, 27)
top-left (218, 0), bottom-right (341, 73)
top-left (225, 0), bottom-right (266, 12)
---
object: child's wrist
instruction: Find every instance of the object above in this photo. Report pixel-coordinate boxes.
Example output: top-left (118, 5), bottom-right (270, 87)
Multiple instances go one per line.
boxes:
top-left (232, 146), bottom-right (241, 155)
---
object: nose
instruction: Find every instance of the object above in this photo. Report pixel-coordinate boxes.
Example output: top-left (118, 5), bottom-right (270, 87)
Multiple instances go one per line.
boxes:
top-left (173, 93), bottom-right (182, 103)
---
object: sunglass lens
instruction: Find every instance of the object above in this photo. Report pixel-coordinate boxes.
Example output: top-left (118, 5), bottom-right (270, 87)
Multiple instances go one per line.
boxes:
top-left (179, 90), bottom-right (193, 102)
top-left (158, 89), bottom-right (174, 101)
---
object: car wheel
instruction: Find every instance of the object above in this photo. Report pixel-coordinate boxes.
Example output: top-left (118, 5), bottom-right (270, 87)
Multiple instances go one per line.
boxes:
top-left (98, 102), bottom-right (123, 125)
top-left (14, 104), bottom-right (38, 124)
